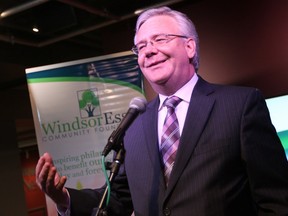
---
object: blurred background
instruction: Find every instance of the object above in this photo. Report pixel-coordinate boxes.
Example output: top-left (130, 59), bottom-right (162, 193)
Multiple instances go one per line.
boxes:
top-left (0, 0), bottom-right (287, 215)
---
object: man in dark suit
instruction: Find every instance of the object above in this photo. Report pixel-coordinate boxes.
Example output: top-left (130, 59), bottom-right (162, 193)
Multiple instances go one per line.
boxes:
top-left (36, 6), bottom-right (288, 216)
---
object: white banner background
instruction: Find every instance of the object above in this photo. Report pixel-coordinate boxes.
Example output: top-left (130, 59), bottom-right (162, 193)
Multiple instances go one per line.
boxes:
top-left (26, 51), bottom-right (144, 215)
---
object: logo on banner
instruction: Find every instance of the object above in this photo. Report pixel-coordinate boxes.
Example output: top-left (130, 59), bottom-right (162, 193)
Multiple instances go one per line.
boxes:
top-left (40, 85), bottom-right (127, 143)
top-left (78, 88), bottom-right (101, 118)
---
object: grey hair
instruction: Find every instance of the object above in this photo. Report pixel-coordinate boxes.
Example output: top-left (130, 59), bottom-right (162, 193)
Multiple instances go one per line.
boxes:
top-left (134, 6), bottom-right (200, 72)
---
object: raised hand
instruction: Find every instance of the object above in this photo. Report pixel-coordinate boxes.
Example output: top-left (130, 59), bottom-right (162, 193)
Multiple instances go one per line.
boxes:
top-left (35, 152), bottom-right (69, 208)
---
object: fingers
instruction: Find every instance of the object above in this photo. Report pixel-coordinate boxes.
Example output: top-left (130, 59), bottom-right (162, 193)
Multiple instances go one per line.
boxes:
top-left (35, 153), bottom-right (59, 193)
top-left (35, 153), bottom-right (53, 178)
top-left (55, 176), bottom-right (67, 191)
top-left (38, 160), bottom-right (66, 192)
top-left (45, 165), bottom-right (57, 193)
top-left (35, 153), bottom-right (69, 206)
top-left (36, 162), bottom-right (51, 192)
top-left (35, 157), bottom-right (48, 190)
top-left (47, 167), bottom-right (66, 191)
top-left (35, 155), bottom-right (46, 179)
top-left (43, 152), bottom-right (54, 165)
top-left (46, 168), bottom-right (69, 206)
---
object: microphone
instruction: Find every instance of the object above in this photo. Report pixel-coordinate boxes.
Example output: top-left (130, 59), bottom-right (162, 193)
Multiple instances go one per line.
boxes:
top-left (102, 97), bottom-right (147, 156)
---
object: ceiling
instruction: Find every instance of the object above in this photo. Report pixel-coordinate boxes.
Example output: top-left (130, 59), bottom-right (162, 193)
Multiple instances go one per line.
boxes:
top-left (0, 0), bottom-right (188, 48)
top-left (0, 0), bottom-right (191, 90)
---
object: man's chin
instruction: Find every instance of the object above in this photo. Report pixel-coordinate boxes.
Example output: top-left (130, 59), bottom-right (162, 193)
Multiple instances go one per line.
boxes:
top-left (152, 79), bottom-right (168, 86)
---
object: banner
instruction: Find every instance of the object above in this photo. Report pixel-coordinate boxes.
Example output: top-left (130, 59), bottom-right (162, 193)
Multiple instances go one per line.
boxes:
top-left (26, 51), bottom-right (144, 215)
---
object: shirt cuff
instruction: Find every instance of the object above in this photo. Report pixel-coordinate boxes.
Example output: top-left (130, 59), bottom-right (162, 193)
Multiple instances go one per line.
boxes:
top-left (56, 190), bottom-right (71, 216)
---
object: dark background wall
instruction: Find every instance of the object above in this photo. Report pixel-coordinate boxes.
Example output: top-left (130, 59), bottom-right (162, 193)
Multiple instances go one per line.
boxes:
top-left (0, 0), bottom-right (287, 215)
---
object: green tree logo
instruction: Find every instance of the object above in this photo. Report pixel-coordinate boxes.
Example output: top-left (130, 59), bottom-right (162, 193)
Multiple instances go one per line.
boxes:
top-left (78, 89), bottom-right (101, 118)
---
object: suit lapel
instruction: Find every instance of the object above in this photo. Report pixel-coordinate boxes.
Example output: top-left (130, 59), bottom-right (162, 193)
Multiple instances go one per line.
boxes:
top-left (141, 98), bottom-right (166, 188)
top-left (165, 77), bottom-right (216, 195)
top-left (142, 98), bottom-right (159, 159)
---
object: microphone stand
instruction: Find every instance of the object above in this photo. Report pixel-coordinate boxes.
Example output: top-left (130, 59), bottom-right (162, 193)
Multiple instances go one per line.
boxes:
top-left (93, 145), bottom-right (125, 216)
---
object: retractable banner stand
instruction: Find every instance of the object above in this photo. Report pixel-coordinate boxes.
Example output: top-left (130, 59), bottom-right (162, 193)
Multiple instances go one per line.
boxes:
top-left (26, 51), bottom-right (144, 215)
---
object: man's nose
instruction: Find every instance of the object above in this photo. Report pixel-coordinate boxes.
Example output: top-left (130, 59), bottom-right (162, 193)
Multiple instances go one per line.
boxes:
top-left (144, 41), bottom-right (158, 54)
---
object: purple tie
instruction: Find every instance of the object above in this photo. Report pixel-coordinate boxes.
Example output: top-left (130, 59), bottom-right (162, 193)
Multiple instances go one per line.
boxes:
top-left (160, 96), bottom-right (182, 186)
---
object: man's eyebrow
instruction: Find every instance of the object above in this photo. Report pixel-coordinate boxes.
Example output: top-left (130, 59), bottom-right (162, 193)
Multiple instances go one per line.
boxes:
top-left (136, 33), bottom-right (165, 44)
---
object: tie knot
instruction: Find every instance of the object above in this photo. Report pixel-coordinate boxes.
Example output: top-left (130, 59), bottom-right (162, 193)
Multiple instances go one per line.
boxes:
top-left (164, 96), bottom-right (182, 109)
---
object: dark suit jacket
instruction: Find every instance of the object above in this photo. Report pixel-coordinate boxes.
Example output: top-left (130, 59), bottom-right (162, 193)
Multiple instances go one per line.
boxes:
top-left (68, 77), bottom-right (288, 216)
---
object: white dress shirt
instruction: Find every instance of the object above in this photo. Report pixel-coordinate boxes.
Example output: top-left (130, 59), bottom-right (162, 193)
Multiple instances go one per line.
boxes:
top-left (158, 74), bottom-right (198, 145)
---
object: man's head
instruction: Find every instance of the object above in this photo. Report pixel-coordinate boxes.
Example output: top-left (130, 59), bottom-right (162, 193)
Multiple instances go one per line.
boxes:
top-left (132, 7), bottom-right (200, 95)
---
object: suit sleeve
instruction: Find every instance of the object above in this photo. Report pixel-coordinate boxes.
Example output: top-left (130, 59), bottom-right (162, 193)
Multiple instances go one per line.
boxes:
top-left (240, 89), bottom-right (288, 215)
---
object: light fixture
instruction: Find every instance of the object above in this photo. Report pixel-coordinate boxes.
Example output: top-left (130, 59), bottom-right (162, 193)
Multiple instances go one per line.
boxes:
top-left (0, 0), bottom-right (49, 18)
top-left (32, 26), bottom-right (39, 33)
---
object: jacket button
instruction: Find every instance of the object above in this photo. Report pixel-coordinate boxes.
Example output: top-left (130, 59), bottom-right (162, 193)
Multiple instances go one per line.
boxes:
top-left (163, 207), bottom-right (171, 216)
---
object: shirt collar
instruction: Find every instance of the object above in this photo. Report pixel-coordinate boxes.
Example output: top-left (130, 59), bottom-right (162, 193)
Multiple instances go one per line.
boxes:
top-left (158, 73), bottom-right (199, 110)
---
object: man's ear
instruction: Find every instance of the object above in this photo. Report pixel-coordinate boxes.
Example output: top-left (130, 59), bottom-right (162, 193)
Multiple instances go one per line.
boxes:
top-left (185, 38), bottom-right (196, 59)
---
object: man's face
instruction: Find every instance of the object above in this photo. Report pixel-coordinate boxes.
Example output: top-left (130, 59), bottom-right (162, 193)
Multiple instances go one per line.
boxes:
top-left (135, 15), bottom-right (196, 95)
